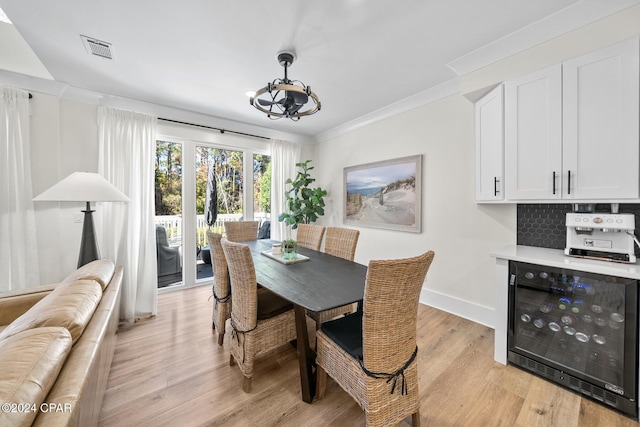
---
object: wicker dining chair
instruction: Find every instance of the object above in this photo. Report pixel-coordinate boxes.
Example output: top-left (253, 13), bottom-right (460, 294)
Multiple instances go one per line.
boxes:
top-left (207, 231), bottom-right (231, 346)
top-left (296, 224), bottom-right (325, 251)
top-left (307, 226), bottom-right (361, 327)
top-left (315, 251), bottom-right (435, 427)
top-left (221, 239), bottom-right (297, 393)
top-left (324, 226), bottom-right (360, 260)
top-left (224, 220), bottom-right (259, 242)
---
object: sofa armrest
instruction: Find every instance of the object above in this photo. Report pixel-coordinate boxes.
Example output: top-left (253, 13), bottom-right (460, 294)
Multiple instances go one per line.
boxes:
top-left (0, 283), bottom-right (57, 326)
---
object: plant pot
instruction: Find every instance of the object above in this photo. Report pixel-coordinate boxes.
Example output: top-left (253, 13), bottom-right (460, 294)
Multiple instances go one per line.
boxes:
top-left (283, 249), bottom-right (297, 261)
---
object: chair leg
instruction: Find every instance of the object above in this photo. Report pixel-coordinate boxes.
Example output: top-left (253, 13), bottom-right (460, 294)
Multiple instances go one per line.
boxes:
top-left (217, 331), bottom-right (224, 345)
top-left (412, 411), bottom-right (420, 427)
top-left (243, 376), bottom-right (252, 393)
top-left (229, 354), bottom-right (235, 366)
top-left (315, 365), bottom-right (327, 400)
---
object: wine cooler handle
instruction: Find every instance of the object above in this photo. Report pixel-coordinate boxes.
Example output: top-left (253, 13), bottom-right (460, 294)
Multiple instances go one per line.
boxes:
top-left (508, 274), bottom-right (516, 336)
top-left (552, 171), bottom-right (556, 195)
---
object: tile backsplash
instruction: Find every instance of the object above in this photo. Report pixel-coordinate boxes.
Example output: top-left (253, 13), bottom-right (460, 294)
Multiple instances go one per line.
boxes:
top-left (517, 203), bottom-right (640, 255)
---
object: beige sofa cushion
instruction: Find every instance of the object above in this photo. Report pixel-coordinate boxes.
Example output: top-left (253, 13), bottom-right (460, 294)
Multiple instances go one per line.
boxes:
top-left (0, 280), bottom-right (102, 345)
top-left (61, 259), bottom-right (115, 290)
top-left (0, 327), bottom-right (72, 427)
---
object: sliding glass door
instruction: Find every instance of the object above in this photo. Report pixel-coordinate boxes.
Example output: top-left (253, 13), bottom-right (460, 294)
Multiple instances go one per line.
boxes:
top-left (155, 141), bottom-right (183, 288)
top-left (154, 124), bottom-right (270, 292)
top-left (195, 146), bottom-right (244, 281)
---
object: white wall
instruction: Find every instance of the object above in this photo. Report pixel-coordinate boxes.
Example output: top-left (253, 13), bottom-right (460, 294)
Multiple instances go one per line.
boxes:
top-left (309, 95), bottom-right (516, 327)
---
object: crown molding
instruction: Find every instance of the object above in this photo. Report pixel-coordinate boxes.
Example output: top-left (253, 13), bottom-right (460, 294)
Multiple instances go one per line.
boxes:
top-left (314, 77), bottom-right (460, 144)
top-left (447, 0), bottom-right (640, 76)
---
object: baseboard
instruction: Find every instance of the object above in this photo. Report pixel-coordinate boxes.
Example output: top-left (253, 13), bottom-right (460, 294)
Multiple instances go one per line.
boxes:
top-left (419, 288), bottom-right (495, 329)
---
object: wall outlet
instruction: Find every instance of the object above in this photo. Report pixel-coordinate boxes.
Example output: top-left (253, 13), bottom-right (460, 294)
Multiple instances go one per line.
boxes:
top-left (73, 213), bottom-right (84, 223)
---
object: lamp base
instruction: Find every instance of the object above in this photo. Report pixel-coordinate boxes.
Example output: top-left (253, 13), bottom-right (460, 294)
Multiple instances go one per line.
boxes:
top-left (78, 201), bottom-right (100, 268)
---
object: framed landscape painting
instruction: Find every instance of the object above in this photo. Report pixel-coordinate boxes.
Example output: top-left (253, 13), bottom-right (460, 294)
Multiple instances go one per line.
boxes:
top-left (344, 155), bottom-right (422, 233)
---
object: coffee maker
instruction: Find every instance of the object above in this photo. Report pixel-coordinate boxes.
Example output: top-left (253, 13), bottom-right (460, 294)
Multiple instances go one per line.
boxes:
top-left (565, 212), bottom-right (637, 263)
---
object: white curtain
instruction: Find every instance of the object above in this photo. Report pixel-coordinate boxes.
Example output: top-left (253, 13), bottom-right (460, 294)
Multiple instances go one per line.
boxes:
top-left (270, 139), bottom-right (300, 241)
top-left (98, 107), bottom-right (157, 324)
top-left (0, 87), bottom-right (39, 292)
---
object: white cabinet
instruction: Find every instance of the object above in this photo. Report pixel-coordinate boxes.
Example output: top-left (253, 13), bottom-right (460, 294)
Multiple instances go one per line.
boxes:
top-left (475, 84), bottom-right (504, 201)
top-left (563, 39), bottom-right (639, 200)
top-left (504, 65), bottom-right (562, 200)
top-left (504, 38), bottom-right (640, 201)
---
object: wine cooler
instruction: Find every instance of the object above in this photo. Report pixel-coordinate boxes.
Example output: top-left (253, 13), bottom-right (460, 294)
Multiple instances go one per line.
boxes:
top-left (508, 261), bottom-right (638, 418)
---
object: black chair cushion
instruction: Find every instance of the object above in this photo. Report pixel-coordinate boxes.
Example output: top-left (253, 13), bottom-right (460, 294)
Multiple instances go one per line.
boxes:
top-left (320, 311), bottom-right (363, 359)
top-left (258, 220), bottom-right (271, 239)
top-left (257, 288), bottom-right (293, 320)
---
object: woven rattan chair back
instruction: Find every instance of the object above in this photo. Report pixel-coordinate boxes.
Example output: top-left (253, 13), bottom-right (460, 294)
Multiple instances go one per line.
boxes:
top-left (324, 227), bottom-right (360, 261)
top-left (224, 221), bottom-right (259, 242)
top-left (207, 231), bottom-right (231, 345)
top-left (363, 251), bottom-right (435, 373)
top-left (315, 250), bottom-right (435, 427)
top-left (220, 238), bottom-right (297, 393)
top-left (221, 239), bottom-right (258, 331)
top-left (296, 224), bottom-right (325, 251)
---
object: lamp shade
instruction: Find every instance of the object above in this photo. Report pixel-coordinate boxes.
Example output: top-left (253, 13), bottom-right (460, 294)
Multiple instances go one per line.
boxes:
top-left (33, 172), bottom-right (129, 202)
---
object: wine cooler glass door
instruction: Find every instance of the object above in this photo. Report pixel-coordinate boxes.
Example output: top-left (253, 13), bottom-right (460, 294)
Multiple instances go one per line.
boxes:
top-left (508, 261), bottom-right (637, 401)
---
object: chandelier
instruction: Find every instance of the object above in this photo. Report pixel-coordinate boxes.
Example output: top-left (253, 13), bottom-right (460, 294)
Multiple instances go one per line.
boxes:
top-left (250, 52), bottom-right (321, 121)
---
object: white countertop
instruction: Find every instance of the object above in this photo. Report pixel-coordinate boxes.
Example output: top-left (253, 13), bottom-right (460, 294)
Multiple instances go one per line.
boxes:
top-left (490, 244), bottom-right (640, 280)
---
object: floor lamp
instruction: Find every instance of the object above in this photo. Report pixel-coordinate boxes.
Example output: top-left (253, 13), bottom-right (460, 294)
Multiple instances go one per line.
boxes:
top-left (33, 172), bottom-right (130, 268)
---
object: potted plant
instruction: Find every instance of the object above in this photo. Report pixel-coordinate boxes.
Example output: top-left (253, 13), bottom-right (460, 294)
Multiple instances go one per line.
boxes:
top-left (278, 160), bottom-right (328, 229)
top-left (281, 239), bottom-right (298, 260)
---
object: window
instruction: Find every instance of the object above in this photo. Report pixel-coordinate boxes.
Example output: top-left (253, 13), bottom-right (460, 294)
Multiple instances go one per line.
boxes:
top-left (154, 123), bottom-right (270, 291)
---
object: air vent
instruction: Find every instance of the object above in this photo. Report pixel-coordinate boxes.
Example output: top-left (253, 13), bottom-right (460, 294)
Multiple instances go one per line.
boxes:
top-left (80, 35), bottom-right (114, 60)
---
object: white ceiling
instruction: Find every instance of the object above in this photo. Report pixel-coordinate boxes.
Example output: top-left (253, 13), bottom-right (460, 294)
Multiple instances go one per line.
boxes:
top-left (0, 0), bottom-right (638, 141)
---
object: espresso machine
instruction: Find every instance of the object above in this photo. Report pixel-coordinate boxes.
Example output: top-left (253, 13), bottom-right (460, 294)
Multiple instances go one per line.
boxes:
top-left (565, 213), bottom-right (637, 263)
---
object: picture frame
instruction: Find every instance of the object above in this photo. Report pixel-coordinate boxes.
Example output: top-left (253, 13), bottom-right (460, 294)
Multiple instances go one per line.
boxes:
top-left (343, 154), bottom-right (422, 233)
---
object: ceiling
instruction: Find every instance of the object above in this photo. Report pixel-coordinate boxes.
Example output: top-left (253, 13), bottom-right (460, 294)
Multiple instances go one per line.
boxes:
top-left (0, 0), bottom-right (638, 141)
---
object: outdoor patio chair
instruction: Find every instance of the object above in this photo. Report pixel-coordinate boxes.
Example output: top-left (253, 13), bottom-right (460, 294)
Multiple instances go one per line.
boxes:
top-left (156, 225), bottom-right (181, 286)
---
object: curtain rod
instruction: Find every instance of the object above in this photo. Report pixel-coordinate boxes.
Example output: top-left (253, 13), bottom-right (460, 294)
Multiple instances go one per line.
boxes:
top-left (158, 118), bottom-right (269, 140)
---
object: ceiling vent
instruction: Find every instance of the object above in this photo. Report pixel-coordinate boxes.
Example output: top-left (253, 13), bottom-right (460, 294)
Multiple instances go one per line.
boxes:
top-left (80, 35), bottom-right (114, 60)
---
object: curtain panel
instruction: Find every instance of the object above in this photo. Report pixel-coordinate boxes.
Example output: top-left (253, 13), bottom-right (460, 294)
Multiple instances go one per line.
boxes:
top-left (0, 87), bottom-right (39, 292)
top-left (269, 139), bottom-right (300, 241)
top-left (98, 106), bottom-right (157, 323)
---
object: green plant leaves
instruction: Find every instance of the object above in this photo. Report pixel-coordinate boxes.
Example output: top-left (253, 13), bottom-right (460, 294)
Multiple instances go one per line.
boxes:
top-left (278, 160), bottom-right (328, 228)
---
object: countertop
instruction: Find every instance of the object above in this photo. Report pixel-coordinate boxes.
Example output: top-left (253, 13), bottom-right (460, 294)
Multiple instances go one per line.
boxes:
top-left (490, 244), bottom-right (640, 280)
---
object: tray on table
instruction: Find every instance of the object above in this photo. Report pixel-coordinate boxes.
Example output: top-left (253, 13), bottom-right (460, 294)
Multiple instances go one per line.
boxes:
top-left (261, 250), bottom-right (310, 265)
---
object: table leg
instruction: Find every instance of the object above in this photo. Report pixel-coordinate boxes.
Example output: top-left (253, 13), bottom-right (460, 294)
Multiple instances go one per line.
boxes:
top-left (294, 304), bottom-right (315, 403)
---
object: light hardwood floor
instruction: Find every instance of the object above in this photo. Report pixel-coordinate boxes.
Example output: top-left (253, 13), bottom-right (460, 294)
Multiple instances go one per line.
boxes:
top-left (98, 285), bottom-right (638, 426)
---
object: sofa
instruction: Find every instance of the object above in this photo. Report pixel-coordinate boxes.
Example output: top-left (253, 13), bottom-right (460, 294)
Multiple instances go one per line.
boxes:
top-left (0, 259), bottom-right (123, 427)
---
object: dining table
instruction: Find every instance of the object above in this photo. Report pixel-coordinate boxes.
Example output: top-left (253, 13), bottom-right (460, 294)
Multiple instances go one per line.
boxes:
top-left (243, 238), bottom-right (367, 403)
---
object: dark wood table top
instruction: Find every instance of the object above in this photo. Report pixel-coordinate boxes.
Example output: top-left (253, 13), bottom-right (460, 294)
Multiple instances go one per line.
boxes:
top-left (244, 239), bottom-right (367, 313)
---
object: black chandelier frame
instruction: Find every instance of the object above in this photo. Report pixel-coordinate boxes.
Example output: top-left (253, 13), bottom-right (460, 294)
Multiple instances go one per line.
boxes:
top-left (250, 52), bottom-right (321, 121)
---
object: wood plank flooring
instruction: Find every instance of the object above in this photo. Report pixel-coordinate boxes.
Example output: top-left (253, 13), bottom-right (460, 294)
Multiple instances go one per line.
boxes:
top-left (98, 285), bottom-right (638, 426)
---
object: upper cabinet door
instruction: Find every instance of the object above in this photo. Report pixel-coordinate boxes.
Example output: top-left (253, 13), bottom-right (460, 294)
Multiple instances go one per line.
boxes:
top-left (562, 38), bottom-right (640, 200)
top-left (475, 84), bottom-right (504, 202)
top-left (505, 64), bottom-right (563, 200)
